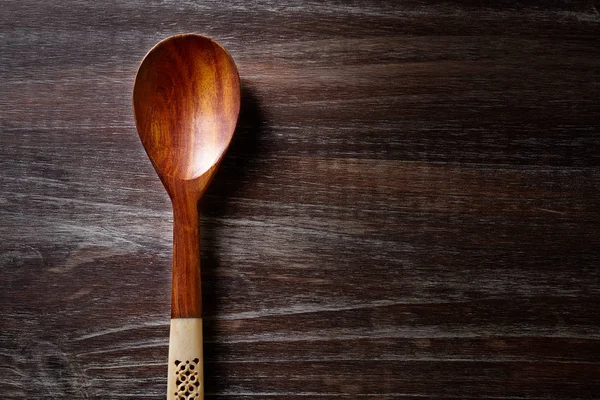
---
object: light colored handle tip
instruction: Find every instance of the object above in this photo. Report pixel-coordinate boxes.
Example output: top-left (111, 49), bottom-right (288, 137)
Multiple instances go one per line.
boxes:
top-left (167, 318), bottom-right (204, 400)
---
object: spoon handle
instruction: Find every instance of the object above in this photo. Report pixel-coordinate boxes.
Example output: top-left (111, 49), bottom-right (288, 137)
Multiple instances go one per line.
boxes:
top-left (167, 199), bottom-right (204, 399)
top-left (171, 198), bottom-right (202, 319)
top-left (167, 318), bottom-right (204, 399)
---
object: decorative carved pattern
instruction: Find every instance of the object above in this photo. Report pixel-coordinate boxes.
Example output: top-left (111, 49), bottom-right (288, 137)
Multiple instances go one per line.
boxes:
top-left (173, 358), bottom-right (200, 399)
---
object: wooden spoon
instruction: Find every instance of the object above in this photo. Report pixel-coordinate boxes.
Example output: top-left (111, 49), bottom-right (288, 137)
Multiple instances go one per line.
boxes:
top-left (133, 34), bottom-right (240, 400)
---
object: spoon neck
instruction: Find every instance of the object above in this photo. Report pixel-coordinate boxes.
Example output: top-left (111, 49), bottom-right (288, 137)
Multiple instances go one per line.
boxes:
top-left (172, 196), bottom-right (200, 230)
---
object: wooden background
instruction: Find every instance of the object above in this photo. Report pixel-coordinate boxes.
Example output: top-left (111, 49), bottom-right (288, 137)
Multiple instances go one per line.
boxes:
top-left (1, 0), bottom-right (599, 398)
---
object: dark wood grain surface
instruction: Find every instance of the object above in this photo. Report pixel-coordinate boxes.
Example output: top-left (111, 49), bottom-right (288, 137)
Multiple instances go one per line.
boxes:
top-left (1, 1), bottom-right (599, 398)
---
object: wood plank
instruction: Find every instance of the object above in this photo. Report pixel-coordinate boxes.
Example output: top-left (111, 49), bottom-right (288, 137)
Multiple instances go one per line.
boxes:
top-left (1, 0), bottom-right (599, 398)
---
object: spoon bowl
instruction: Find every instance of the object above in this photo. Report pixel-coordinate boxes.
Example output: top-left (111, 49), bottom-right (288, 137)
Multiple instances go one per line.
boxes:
top-left (132, 34), bottom-right (241, 400)
top-left (134, 34), bottom-right (240, 189)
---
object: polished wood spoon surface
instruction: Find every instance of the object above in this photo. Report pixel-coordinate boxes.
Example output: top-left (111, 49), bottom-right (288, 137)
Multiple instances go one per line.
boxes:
top-left (133, 33), bottom-right (240, 400)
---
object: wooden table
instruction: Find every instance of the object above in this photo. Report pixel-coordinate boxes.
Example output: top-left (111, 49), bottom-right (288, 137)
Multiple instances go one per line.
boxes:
top-left (1, 1), bottom-right (599, 398)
